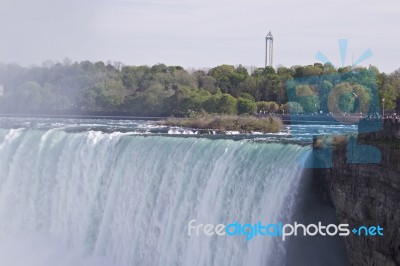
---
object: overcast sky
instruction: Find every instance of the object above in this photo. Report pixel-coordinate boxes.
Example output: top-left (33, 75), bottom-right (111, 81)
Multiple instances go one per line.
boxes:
top-left (0, 0), bottom-right (399, 73)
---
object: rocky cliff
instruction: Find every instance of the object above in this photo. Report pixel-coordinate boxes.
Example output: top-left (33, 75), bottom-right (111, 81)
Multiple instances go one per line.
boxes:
top-left (313, 120), bottom-right (400, 266)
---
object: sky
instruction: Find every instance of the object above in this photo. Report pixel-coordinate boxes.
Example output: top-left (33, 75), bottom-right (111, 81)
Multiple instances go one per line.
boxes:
top-left (0, 0), bottom-right (399, 73)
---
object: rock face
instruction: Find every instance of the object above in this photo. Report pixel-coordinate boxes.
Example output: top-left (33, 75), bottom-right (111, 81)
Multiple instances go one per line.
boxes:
top-left (313, 120), bottom-right (400, 266)
top-left (359, 118), bottom-right (400, 141)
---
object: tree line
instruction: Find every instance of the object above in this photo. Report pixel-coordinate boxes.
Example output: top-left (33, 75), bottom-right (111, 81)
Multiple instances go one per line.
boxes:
top-left (0, 60), bottom-right (398, 116)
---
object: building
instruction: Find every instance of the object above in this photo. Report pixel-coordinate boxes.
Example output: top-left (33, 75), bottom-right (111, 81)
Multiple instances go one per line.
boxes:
top-left (265, 31), bottom-right (273, 67)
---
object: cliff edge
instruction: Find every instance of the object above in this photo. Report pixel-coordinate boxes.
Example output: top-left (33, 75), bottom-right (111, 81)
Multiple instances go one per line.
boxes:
top-left (313, 119), bottom-right (400, 265)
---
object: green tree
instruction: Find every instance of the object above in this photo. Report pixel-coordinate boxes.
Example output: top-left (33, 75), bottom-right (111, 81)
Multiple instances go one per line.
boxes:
top-left (282, 102), bottom-right (304, 114)
top-left (238, 77), bottom-right (259, 100)
top-left (277, 66), bottom-right (293, 78)
top-left (218, 94), bottom-right (237, 114)
top-left (197, 75), bottom-right (217, 94)
top-left (10, 81), bottom-right (57, 112)
top-left (209, 65), bottom-right (247, 97)
top-left (256, 101), bottom-right (279, 113)
top-left (237, 97), bottom-right (256, 114)
top-left (352, 84), bottom-right (371, 114)
top-left (240, 92), bottom-right (255, 101)
top-left (380, 84), bottom-right (398, 111)
top-left (327, 83), bottom-right (355, 114)
top-left (319, 80), bottom-right (333, 113)
top-left (295, 85), bottom-right (320, 113)
top-left (202, 94), bottom-right (220, 113)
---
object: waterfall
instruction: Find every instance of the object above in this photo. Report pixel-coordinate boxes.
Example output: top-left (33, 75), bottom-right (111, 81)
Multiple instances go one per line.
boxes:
top-left (0, 128), bottom-right (310, 266)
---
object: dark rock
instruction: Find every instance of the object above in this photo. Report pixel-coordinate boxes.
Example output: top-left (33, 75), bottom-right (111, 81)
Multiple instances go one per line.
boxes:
top-left (313, 121), bottom-right (400, 265)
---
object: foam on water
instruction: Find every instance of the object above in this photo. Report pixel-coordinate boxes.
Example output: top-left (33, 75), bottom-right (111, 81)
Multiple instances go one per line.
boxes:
top-left (0, 127), bottom-right (310, 266)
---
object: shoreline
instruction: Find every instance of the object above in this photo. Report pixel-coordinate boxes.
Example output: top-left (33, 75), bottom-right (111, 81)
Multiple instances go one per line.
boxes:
top-left (0, 113), bottom-right (364, 126)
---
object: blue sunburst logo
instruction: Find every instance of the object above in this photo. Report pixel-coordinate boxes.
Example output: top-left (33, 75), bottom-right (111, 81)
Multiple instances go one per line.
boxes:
top-left (315, 39), bottom-right (373, 67)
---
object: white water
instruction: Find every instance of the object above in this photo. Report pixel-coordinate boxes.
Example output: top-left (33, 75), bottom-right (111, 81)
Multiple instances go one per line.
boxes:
top-left (0, 128), bottom-right (310, 266)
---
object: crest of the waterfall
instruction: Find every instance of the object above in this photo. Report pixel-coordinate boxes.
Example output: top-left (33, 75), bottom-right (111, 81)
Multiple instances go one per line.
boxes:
top-left (0, 128), bottom-right (310, 266)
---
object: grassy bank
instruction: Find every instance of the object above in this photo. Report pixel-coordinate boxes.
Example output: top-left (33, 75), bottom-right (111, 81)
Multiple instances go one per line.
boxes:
top-left (158, 115), bottom-right (283, 133)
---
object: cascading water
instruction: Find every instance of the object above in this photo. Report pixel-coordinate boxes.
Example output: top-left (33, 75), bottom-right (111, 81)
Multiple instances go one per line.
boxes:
top-left (0, 127), bottom-right (311, 266)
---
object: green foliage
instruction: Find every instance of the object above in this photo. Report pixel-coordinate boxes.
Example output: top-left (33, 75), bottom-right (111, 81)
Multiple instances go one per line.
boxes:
top-left (238, 77), bottom-right (258, 100)
top-left (6, 81), bottom-right (61, 112)
top-left (256, 101), bottom-right (280, 113)
top-left (202, 94), bottom-right (219, 113)
top-left (196, 73), bottom-right (217, 94)
top-left (237, 97), bottom-right (257, 114)
top-left (352, 84), bottom-right (371, 113)
top-left (128, 84), bottom-right (173, 116)
top-left (282, 102), bottom-right (304, 114)
top-left (0, 61), bottom-right (398, 116)
top-left (209, 65), bottom-right (248, 97)
top-left (319, 80), bottom-right (333, 113)
top-left (161, 115), bottom-right (283, 133)
top-left (240, 93), bottom-right (255, 101)
top-left (380, 84), bottom-right (398, 111)
top-left (327, 83), bottom-right (372, 114)
top-left (218, 94), bottom-right (237, 114)
top-left (277, 66), bottom-right (293, 79)
top-left (295, 85), bottom-right (320, 113)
